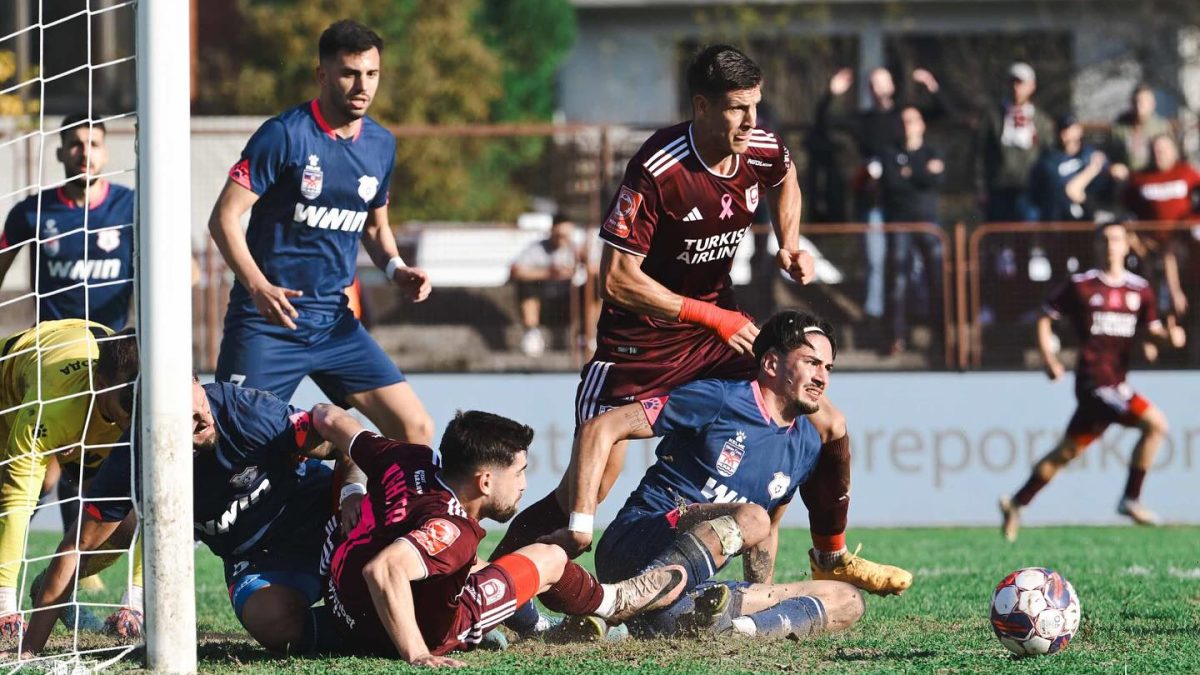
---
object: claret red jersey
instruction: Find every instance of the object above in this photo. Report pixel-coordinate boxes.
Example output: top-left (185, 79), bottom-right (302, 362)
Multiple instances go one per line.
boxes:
top-left (1044, 269), bottom-right (1159, 390)
top-left (597, 123), bottom-right (791, 346)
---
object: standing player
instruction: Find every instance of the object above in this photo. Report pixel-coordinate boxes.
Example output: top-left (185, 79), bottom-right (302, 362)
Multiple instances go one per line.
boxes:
top-left (0, 115), bottom-right (135, 330)
top-left (0, 320), bottom-right (137, 636)
top-left (207, 20), bottom-right (433, 444)
top-left (19, 377), bottom-right (364, 656)
top-left (493, 45), bottom-right (905, 607)
top-left (314, 405), bottom-right (687, 666)
top-left (1000, 221), bottom-right (1186, 540)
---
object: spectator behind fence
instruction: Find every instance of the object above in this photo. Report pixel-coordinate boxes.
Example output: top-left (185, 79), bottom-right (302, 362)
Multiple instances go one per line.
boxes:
top-left (1108, 83), bottom-right (1173, 173)
top-left (814, 66), bottom-right (947, 333)
top-left (1029, 114), bottom-right (1124, 224)
top-left (1122, 134), bottom-right (1200, 317)
top-left (510, 214), bottom-right (580, 356)
top-left (976, 62), bottom-right (1054, 223)
top-left (880, 106), bottom-right (946, 356)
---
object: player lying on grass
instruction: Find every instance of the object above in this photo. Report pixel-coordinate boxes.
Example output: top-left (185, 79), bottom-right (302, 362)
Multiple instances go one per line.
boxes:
top-left (542, 311), bottom-right (897, 640)
top-left (1000, 220), bottom-right (1186, 540)
top-left (0, 320), bottom-right (138, 638)
top-left (312, 405), bottom-right (687, 667)
top-left (16, 377), bottom-right (366, 657)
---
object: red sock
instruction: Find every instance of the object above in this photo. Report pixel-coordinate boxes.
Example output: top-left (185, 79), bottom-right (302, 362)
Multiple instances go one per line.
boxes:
top-left (1123, 468), bottom-right (1147, 501)
top-left (488, 490), bottom-right (567, 561)
top-left (1014, 475), bottom-right (1048, 506)
top-left (492, 554), bottom-right (542, 606)
top-left (800, 434), bottom-right (850, 547)
top-left (538, 561), bottom-right (605, 616)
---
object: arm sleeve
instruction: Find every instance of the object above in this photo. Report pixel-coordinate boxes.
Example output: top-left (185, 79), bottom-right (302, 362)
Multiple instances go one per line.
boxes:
top-left (399, 515), bottom-right (479, 577)
top-left (1043, 278), bottom-right (1075, 319)
top-left (83, 431), bottom-right (137, 523)
top-left (348, 431), bottom-right (436, 483)
top-left (229, 119), bottom-right (289, 195)
top-left (229, 388), bottom-right (308, 459)
top-left (1, 202), bottom-right (32, 250)
top-left (1140, 284), bottom-right (1160, 327)
top-left (599, 161), bottom-right (661, 255)
top-left (370, 136), bottom-right (395, 209)
top-left (645, 379), bottom-right (727, 436)
top-left (759, 140), bottom-right (793, 188)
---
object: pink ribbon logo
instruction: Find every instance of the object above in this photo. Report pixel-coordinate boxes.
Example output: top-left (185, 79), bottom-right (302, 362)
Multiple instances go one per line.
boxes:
top-left (719, 194), bottom-right (734, 220)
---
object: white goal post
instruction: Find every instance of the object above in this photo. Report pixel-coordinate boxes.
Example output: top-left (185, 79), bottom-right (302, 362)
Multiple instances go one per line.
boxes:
top-left (135, 0), bottom-right (196, 672)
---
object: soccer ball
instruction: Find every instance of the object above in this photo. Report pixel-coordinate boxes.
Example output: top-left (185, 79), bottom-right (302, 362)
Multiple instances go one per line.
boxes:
top-left (990, 567), bottom-right (1080, 656)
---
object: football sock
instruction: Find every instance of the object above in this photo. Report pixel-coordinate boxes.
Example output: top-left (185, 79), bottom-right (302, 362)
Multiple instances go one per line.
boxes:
top-left (648, 532), bottom-right (717, 594)
top-left (488, 490), bottom-right (566, 561)
top-left (733, 596), bottom-right (826, 639)
top-left (539, 561), bottom-right (605, 616)
top-left (800, 434), bottom-right (850, 543)
top-left (1123, 467), bottom-right (1147, 501)
top-left (295, 605), bottom-right (344, 654)
top-left (812, 546), bottom-right (849, 570)
top-left (1013, 474), bottom-right (1048, 507)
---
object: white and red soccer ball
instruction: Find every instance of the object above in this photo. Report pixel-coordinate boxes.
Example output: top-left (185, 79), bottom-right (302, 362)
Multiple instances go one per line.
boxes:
top-left (990, 567), bottom-right (1081, 656)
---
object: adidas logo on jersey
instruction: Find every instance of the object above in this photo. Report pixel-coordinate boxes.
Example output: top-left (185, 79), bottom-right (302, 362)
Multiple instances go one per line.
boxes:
top-left (683, 207), bottom-right (703, 222)
top-left (293, 203), bottom-right (368, 232)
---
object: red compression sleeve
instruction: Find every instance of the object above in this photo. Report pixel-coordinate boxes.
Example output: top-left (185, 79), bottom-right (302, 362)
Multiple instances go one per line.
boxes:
top-left (678, 297), bottom-right (750, 342)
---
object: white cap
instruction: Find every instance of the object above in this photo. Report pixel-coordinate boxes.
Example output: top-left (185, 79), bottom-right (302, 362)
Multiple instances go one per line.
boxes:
top-left (1008, 62), bottom-right (1036, 83)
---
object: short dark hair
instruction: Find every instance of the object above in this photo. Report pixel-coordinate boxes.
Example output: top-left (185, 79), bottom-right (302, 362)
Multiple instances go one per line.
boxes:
top-left (1093, 217), bottom-right (1128, 240)
top-left (59, 113), bottom-right (105, 145)
top-left (752, 310), bottom-right (837, 364)
top-left (318, 20), bottom-right (383, 62)
top-left (95, 327), bottom-right (138, 383)
top-left (686, 44), bottom-right (762, 101)
top-left (438, 410), bottom-right (533, 478)
top-left (551, 213), bottom-right (573, 227)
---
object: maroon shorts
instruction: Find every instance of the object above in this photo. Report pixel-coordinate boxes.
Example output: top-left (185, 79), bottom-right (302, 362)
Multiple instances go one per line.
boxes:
top-left (1065, 383), bottom-right (1152, 447)
top-left (428, 563), bottom-right (522, 656)
top-left (575, 326), bottom-right (756, 425)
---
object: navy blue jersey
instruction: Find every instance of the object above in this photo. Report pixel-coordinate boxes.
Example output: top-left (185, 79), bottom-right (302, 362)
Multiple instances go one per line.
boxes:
top-left (225, 100), bottom-right (395, 324)
top-left (620, 379), bottom-right (822, 514)
top-left (1, 183), bottom-right (135, 329)
top-left (86, 382), bottom-right (332, 559)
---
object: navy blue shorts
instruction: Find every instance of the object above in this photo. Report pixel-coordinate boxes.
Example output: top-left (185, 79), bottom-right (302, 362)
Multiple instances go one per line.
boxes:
top-left (595, 507), bottom-right (678, 584)
top-left (216, 309), bottom-right (404, 404)
top-left (224, 516), bottom-right (335, 621)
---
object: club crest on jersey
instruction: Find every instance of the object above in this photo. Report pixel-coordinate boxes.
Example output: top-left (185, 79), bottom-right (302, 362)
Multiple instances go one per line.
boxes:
top-left (716, 430), bottom-right (748, 477)
top-left (229, 466), bottom-right (259, 491)
top-left (96, 228), bottom-right (121, 253)
top-left (480, 578), bottom-right (507, 605)
top-left (410, 518), bottom-right (461, 557)
top-left (43, 219), bottom-right (60, 257)
top-left (1126, 291), bottom-right (1140, 311)
top-left (357, 175), bottom-right (379, 203)
top-left (300, 154), bottom-right (323, 200)
top-left (603, 186), bottom-right (642, 239)
top-left (745, 184), bottom-right (760, 212)
top-left (767, 472), bottom-right (791, 500)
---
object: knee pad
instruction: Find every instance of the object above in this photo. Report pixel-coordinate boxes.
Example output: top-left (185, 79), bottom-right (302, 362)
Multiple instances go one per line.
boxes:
top-left (707, 515), bottom-right (743, 557)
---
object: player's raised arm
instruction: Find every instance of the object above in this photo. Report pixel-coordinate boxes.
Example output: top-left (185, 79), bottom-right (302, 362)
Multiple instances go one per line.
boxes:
top-left (361, 540), bottom-right (463, 667)
top-left (765, 163), bottom-right (815, 285)
top-left (361, 206), bottom-right (431, 303)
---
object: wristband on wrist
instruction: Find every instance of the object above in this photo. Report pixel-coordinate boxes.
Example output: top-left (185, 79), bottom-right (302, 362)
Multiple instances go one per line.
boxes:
top-left (567, 512), bottom-right (594, 534)
top-left (384, 256), bottom-right (407, 281)
top-left (340, 482), bottom-right (367, 505)
top-left (677, 297), bottom-right (750, 342)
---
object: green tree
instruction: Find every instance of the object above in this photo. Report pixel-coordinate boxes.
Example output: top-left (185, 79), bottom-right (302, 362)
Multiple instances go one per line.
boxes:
top-left (480, 0), bottom-right (576, 122)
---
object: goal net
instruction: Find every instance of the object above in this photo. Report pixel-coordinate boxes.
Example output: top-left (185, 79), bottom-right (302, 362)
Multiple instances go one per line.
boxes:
top-left (0, 1), bottom-right (194, 670)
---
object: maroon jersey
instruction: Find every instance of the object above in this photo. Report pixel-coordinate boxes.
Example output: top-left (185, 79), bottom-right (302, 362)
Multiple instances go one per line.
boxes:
top-left (1044, 269), bottom-right (1158, 390)
top-left (323, 432), bottom-right (486, 657)
top-left (597, 122), bottom-right (791, 347)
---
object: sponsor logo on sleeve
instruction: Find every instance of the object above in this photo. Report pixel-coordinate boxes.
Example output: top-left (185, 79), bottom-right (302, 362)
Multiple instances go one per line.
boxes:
top-left (603, 186), bottom-right (642, 239)
top-left (409, 518), bottom-right (461, 557)
top-left (300, 154), bottom-right (323, 200)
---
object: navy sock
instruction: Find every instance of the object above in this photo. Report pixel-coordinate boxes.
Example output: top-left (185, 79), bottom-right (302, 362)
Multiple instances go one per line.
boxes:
top-left (296, 605), bottom-right (344, 654)
top-left (503, 600), bottom-right (544, 636)
top-left (648, 532), bottom-right (717, 595)
top-left (740, 596), bottom-right (826, 639)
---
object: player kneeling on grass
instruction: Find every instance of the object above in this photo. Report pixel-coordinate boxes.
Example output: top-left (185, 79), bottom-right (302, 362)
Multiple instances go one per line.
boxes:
top-left (18, 377), bottom-right (366, 657)
top-left (542, 311), bottom-right (892, 639)
top-left (312, 405), bottom-right (687, 667)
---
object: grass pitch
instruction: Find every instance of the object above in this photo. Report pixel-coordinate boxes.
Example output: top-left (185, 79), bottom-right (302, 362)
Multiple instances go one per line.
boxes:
top-left (19, 525), bottom-right (1200, 673)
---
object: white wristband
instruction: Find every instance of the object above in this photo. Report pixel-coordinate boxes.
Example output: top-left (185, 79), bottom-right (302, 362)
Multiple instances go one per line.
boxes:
top-left (384, 256), bottom-right (407, 281)
top-left (340, 482), bottom-right (367, 505)
top-left (567, 512), bottom-right (594, 534)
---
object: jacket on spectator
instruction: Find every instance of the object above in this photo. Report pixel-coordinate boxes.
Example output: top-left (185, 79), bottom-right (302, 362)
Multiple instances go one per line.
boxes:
top-left (1108, 113), bottom-right (1173, 172)
top-left (880, 144), bottom-right (944, 223)
top-left (975, 101), bottom-right (1054, 193)
top-left (1028, 144), bottom-right (1112, 222)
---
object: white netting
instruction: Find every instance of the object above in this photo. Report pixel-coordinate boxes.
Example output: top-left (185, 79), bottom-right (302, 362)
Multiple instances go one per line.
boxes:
top-left (1, 0), bottom-right (141, 670)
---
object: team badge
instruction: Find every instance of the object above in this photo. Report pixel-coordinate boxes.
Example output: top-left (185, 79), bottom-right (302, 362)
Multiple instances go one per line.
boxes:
top-left (767, 472), bottom-right (791, 500)
top-left (357, 175), bottom-right (379, 203)
top-left (409, 518), bottom-right (461, 556)
top-left (745, 184), bottom-right (760, 212)
top-left (96, 228), bottom-right (121, 253)
top-left (229, 466), bottom-right (259, 491)
top-left (300, 154), bottom-right (323, 200)
top-left (1125, 291), bottom-right (1140, 311)
top-left (603, 186), bottom-right (642, 239)
top-left (43, 219), bottom-right (60, 257)
top-left (716, 430), bottom-right (747, 477)
top-left (480, 578), bottom-right (507, 605)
